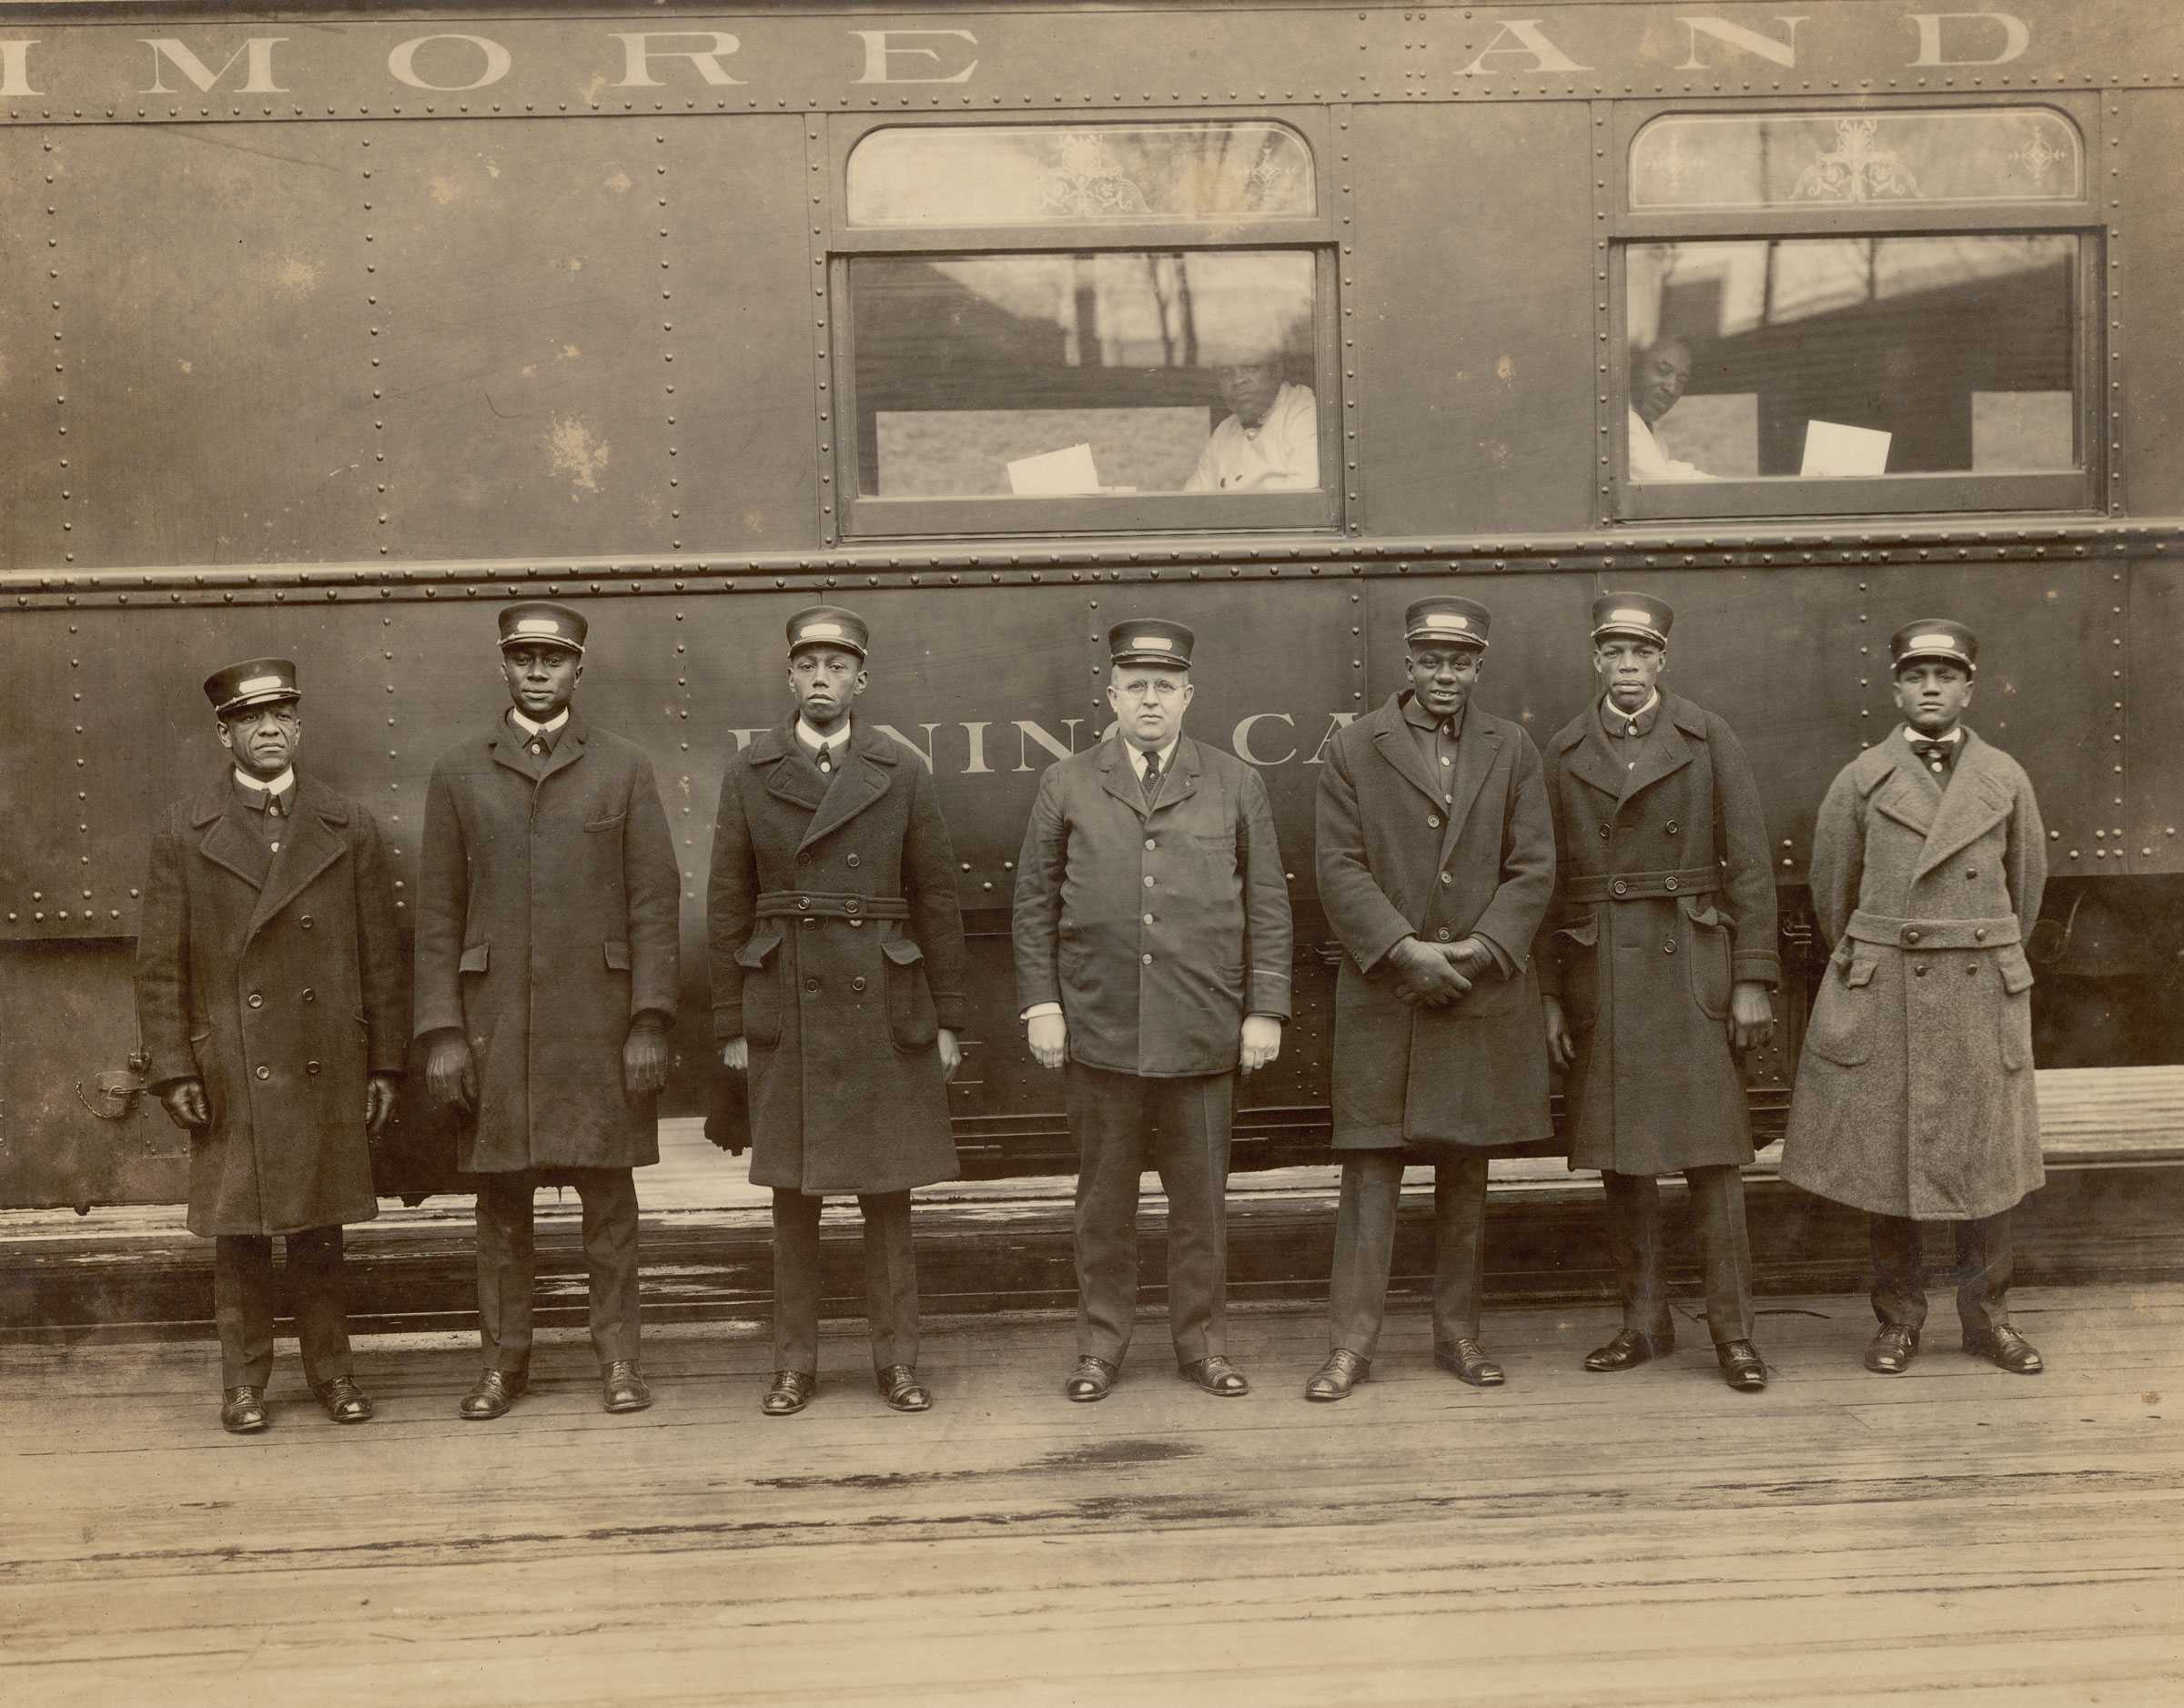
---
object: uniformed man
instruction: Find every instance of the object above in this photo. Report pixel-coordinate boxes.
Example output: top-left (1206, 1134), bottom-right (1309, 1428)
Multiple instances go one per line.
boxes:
top-left (1013, 619), bottom-right (1294, 1400)
top-left (710, 606), bottom-right (968, 1417)
top-left (135, 659), bottom-right (405, 1432)
top-left (414, 602), bottom-right (679, 1420)
top-left (1781, 620), bottom-right (2048, 1377)
top-left (1307, 597), bottom-right (1555, 1401)
top-left (1540, 593), bottom-right (1778, 1392)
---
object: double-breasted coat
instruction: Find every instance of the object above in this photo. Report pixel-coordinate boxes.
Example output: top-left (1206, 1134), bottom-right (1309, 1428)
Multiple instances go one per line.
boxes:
top-left (1013, 733), bottom-right (1293, 1076)
top-left (136, 773), bottom-right (407, 1237)
top-left (708, 718), bottom-right (966, 1196)
top-left (1316, 692), bottom-right (1555, 1150)
top-left (1780, 730), bottom-right (2046, 1220)
top-left (1539, 692), bottom-right (1780, 1175)
top-left (413, 713), bottom-right (680, 1174)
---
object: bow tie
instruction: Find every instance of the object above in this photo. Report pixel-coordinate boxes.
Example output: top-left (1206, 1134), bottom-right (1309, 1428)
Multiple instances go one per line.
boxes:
top-left (1912, 740), bottom-right (1956, 773)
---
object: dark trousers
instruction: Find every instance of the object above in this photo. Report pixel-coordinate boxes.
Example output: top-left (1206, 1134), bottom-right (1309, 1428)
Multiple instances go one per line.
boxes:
top-left (771, 1189), bottom-right (919, 1375)
top-left (1603, 1166), bottom-right (1755, 1347)
top-left (214, 1228), bottom-right (351, 1390)
top-left (474, 1168), bottom-right (642, 1374)
top-left (1870, 1210), bottom-right (2013, 1338)
top-left (1065, 1060), bottom-right (1235, 1365)
top-left (1329, 1152), bottom-right (1490, 1359)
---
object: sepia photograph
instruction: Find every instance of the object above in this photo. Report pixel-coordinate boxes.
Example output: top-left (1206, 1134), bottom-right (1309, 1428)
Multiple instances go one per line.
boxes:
top-left (1, 2), bottom-right (2179, 1702)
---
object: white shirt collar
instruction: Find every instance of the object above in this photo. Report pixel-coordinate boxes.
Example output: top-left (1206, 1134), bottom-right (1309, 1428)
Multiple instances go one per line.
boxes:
top-left (1127, 736), bottom-right (1181, 779)
top-left (1903, 724), bottom-right (1965, 746)
top-left (233, 767), bottom-right (295, 797)
top-left (1603, 690), bottom-right (1662, 728)
top-left (796, 716), bottom-right (850, 754)
top-left (509, 707), bottom-right (569, 737)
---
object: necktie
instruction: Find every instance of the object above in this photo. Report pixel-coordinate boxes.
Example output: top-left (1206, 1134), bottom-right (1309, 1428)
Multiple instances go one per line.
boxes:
top-left (1913, 740), bottom-right (1954, 775)
top-left (1140, 750), bottom-right (1162, 803)
top-left (265, 791), bottom-right (286, 818)
top-left (816, 742), bottom-right (835, 775)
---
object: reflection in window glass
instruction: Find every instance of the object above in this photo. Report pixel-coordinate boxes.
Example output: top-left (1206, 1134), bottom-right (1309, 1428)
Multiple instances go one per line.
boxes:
top-left (1624, 237), bottom-right (2078, 481)
top-left (1630, 110), bottom-right (2083, 210)
top-left (847, 124), bottom-right (1315, 227)
top-left (849, 251), bottom-right (1320, 499)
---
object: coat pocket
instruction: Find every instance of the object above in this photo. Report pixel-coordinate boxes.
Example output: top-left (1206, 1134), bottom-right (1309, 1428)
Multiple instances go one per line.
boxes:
top-left (1997, 944), bottom-right (2036, 1073)
top-left (1550, 916), bottom-right (1600, 1027)
top-left (603, 940), bottom-right (631, 972)
top-left (584, 811), bottom-right (627, 834)
top-left (735, 929), bottom-right (784, 1048)
top-left (1805, 951), bottom-right (1878, 1066)
top-left (882, 936), bottom-right (939, 1052)
top-left (459, 942), bottom-right (490, 975)
top-left (1679, 897), bottom-right (1734, 1021)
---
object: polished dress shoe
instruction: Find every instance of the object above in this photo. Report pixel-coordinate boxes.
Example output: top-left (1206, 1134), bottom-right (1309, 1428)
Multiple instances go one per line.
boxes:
top-left (1965, 1324), bottom-right (2044, 1375)
top-left (1865, 1324), bottom-right (1920, 1374)
top-left (1583, 1328), bottom-right (1668, 1372)
top-left (1716, 1340), bottom-right (1768, 1392)
top-left (1065, 1355), bottom-right (1118, 1403)
top-left (1435, 1339), bottom-right (1506, 1388)
top-left (310, 1375), bottom-right (375, 1424)
top-left (220, 1386), bottom-right (268, 1434)
top-left (1305, 1349), bottom-right (1370, 1402)
top-left (458, 1368), bottom-right (526, 1421)
top-left (763, 1370), bottom-right (816, 1416)
top-left (1178, 1354), bottom-right (1250, 1397)
top-left (877, 1365), bottom-right (931, 1412)
top-left (602, 1360), bottom-right (652, 1414)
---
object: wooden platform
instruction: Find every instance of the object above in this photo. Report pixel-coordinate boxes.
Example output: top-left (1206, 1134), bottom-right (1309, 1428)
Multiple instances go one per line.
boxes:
top-left (2, 1287), bottom-right (2180, 1705)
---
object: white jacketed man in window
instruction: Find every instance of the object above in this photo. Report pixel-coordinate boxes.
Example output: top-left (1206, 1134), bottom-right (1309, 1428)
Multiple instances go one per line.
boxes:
top-left (1184, 352), bottom-right (1320, 492)
top-left (1627, 336), bottom-right (1715, 482)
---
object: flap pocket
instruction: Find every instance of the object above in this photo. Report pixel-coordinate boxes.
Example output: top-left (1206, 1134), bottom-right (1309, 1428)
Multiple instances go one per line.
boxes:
top-left (1679, 898), bottom-right (1727, 929)
top-left (881, 937), bottom-right (925, 967)
top-left (734, 929), bottom-right (782, 971)
top-left (1997, 945), bottom-right (2035, 995)
top-left (584, 811), bottom-right (627, 834)
top-left (1552, 917), bottom-right (1599, 949)
top-left (603, 940), bottom-right (631, 971)
top-left (1843, 955), bottom-right (1878, 989)
top-left (459, 943), bottom-right (490, 975)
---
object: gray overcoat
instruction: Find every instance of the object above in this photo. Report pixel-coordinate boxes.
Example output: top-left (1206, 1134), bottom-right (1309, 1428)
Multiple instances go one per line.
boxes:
top-left (1780, 729), bottom-right (2047, 1220)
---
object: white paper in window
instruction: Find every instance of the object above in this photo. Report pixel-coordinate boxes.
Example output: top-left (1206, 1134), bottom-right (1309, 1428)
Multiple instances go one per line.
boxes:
top-left (1800, 420), bottom-right (1892, 478)
top-left (1006, 443), bottom-right (1103, 496)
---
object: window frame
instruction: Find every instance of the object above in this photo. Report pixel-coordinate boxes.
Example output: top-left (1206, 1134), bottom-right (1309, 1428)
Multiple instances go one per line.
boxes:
top-left (1603, 95), bottom-right (2106, 525)
top-left (825, 111), bottom-right (1344, 540)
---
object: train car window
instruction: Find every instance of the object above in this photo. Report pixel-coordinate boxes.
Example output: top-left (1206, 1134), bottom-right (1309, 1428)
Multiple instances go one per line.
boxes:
top-left (1630, 110), bottom-right (2084, 210)
top-left (847, 123), bottom-right (1315, 227)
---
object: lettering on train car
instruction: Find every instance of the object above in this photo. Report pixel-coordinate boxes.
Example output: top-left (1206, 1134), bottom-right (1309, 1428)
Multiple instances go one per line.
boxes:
top-left (712, 712), bottom-right (1357, 773)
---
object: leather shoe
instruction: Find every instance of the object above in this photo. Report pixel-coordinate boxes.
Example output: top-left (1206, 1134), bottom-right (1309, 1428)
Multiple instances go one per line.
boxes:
top-left (458, 1368), bottom-right (525, 1421)
top-left (602, 1359), bottom-right (652, 1413)
top-left (220, 1386), bottom-right (268, 1433)
top-left (1305, 1349), bottom-right (1370, 1402)
top-left (1065, 1355), bottom-right (1117, 1402)
top-left (1435, 1338), bottom-right (1506, 1388)
top-left (763, 1370), bottom-right (816, 1416)
top-left (310, 1375), bottom-right (375, 1424)
top-left (1865, 1324), bottom-right (1920, 1374)
top-left (1584, 1327), bottom-right (1668, 1372)
top-left (1716, 1340), bottom-right (1768, 1392)
top-left (1965, 1324), bottom-right (2044, 1375)
top-left (877, 1365), bottom-right (931, 1412)
top-left (1178, 1354), bottom-right (1250, 1397)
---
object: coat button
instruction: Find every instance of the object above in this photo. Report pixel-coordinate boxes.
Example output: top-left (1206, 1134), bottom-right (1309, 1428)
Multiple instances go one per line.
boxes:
top-left (300, 987), bottom-right (315, 1003)
top-left (1145, 838), bottom-right (1156, 851)
top-left (1966, 870), bottom-right (1977, 879)
top-left (1142, 952), bottom-right (1154, 965)
top-left (1427, 815), bottom-right (1440, 829)
top-left (852, 975), bottom-right (867, 994)
top-left (1974, 928), bottom-right (1987, 941)
top-left (1143, 912), bottom-right (1154, 925)
top-left (248, 993), bottom-right (264, 1008)
top-left (1666, 821), bottom-right (1680, 836)
top-left (1663, 942), bottom-right (1675, 955)
top-left (1967, 964), bottom-right (1979, 975)
top-left (1904, 927), bottom-right (1921, 945)
top-left (255, 1065), bottom-right (270, 1080)
top-left (802, 916), bottom-right (815, 928)
top-left (797, 895), bottom-right (811, 911)
top-left (1612, 878), bottom-right (1628, 896)
top-left (844, 898), bottom-right (861, 915)
top-left (1598, 824), bottom-right (1611, 840)
top-left (1143, 874), bottom-right (1155, 888)
top-left (1440, 872), bottom-right (1451, 886)
top-left (306, 1060), bottom-right (321, 1076)
top-left (846, 854), bottom-right (860, 868)
top-left (299, 915), bottom-right (313, 930)
top-left (1915, 964), bottom-right (1928, 977)
top-left (1664, 877), bottom-right (1679, 892)
top-left (804, 977), bottom-right (820, 993)
top-left (1436, 927), bottom-right (1452, 943)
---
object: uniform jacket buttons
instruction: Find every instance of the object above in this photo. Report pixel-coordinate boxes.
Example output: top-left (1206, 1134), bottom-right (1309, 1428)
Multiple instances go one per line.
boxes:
top-left (1974, 928), bottom-right (1987, 941)
top-left (299, 915), bottom-right (313, 930)
top-left (1914, 964), bottom-right (1928, 977)
top-left (255, 1065), bottom-right (270, 1080)
top-left (1144, 838), bottom-right (1156, 851)
top-left (1141, 952), bottom-right (1154, 965)
top-left (1612, 879), bottom-right (1628, 896)
top-left (306, 1061), bottom-right (321, 1076)
top-left (804, 977), bottom-right (820, 993)
top-left (1440, 872), bottom-right (1452, 886)
top-left (1904, 927), bottom-right (1921, 944)
top-left (846, 854), bottom-right (860, 868)
top-left (1427, 815), bottom-right (1441, 829)
top-left (852, 975), bottom-right (867, 994)
top-left (1966, 869), bottom-right (1977, 879)
top-left (1435, 927), bottom-right (1452, 942)
top-left (300, 987), bottom-right (315, 1002)
top-left (797, 895), bottom-right (811, 910)
top-left (1665, 821), bottom-right (1680, 836)
top-left (1664, 877), bottom-right (1679, 892)
top-left (248, 993), bottom-right (264, 1008)
top-left (1966, 963), bottom-right (1979, 975)
top-left (1662, 941), bottom-right (1675, 955)
top-left (844, 898), bottom-right (861, 915)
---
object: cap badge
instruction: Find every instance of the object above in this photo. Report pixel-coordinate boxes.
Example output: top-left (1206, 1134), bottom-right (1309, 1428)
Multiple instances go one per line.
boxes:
top-left (1608, 608), bottom-right (1654, 628)
top-left (1907, 632), bottom-right (1958, 653)
top-left (514, 618), bottom-right (561, 637)
top-left (800, 621), bottom-right (846, 641)
top-left (1127, 633), bottom-right (1171, 653)
top-left (236, 674), bottom-right (284, 697)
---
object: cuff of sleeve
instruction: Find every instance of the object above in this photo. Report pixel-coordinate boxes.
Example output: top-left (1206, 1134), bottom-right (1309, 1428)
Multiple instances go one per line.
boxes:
top-left (1246, 977), bottom-right (1293, 1020)
top-left (1022, 1002), bottom-right (1063, 1022)
top-left (934, 995), bottom-right (967, 1031)
top-left (1731, 952), bottom-right (1782, 987)
top-left (629, 1008), bottom-right (672, 1032)
top-left (1245, 1012), bottom-right (1287, 1024)
top-left (1472, 932), bottom-right (1516, 978)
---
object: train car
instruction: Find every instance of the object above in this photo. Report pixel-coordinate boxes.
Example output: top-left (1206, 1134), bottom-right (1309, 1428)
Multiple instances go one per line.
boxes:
top-left (4, 0), bottom-right (2181, 1227)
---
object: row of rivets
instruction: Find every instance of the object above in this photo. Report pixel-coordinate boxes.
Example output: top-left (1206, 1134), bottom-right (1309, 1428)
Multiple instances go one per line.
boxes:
top-left (1336, 104), bottom-right (1360, 530)
top-left (807, 118), bottom-right (835, 545)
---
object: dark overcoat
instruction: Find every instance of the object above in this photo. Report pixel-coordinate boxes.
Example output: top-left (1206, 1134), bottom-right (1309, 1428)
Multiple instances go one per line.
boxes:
top-left (1316, 692), bottom-right (1555, 1151)
top-left (413, 713), bottom-right (679, 1174)
top-left (708, 718), bottom-right (966, 1195)
top-left (1539, 692), bottom-right (1780, 1175)
top-left (135, 773), bottom-right (406, 1237)
top-left (1013, 733), bottom-right (1293, 1076)
top-left (1780, 729), bottom-right (2046, 1220)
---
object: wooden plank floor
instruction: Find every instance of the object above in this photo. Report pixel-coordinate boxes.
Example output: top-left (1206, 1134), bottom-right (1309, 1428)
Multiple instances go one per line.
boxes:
top-left (3, 1287), bottom-right (2180, 1706)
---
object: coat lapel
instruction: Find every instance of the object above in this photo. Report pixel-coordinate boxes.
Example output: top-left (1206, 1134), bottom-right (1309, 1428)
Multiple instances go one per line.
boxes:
top-left (535, 713), bottom-right (590, 787)
top-left (1098, 737), bottom-right (1153, 821)
top-left (1368, 693), bottom-right (1446, 812)
top-left (1557, 712), bottom-right (1627, 802)
top-left (800, 723), bottom-right (898, 852)
top-left (748, 721), bottom-right (830, 818)
top-left (1620, 698), bottom-right (1698, 804)
top-left (1441, 712), bottom-right (1502, 866)
top-left (1870, 733), bottom-right (1941, 842)
top-left (1912, 730), bottom-right (2014, 881)
top-left (193, 777), bottom-right (267, 892)
top-left (1150, 736), bottom-right (1204, 815)
top-left (246, 776), bottom-right (349, 942)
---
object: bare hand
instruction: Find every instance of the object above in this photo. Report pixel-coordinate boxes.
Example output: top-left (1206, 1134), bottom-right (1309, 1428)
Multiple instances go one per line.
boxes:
top-left (1729, 981), bottom-right (1775, 1052)
top-left (159, 1078), bottom-right (210, 1133)
top-left (1027, 1012), bottom-right (1067, 1071)
top-left (1542, 995), bottom-right (1576, 1070)
top-left (937, 1027), bottom-right (963, 1082)
top-left (721, 1036), bottom-right (749, 1073)
top-left (364, 1074), bottom-right (400, 1139)
top-left (424, 1033), bottom-right (478, 1114)
top-left (1239, 1015), bottom-right (1283, 1074)
top-left (1390, 937), bottom-right (1471, 1006)
top-left (622, 1025), bottom-right (671, 1097)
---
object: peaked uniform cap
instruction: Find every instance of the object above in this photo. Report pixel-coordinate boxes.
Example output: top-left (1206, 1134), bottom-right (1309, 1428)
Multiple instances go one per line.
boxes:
top-left (1591, 591), bottom-right (1675, 647)
top-left (1108, 619), bottom-right (1195, 670)
top-left (1889, 618), bottom-right (1978, 672)
top-left (497, 601), bottom-right (587, 653)
top-left (203, 657), bottom-right (300, 715)
top-left (1404, 596), bottom-right (1491, 651)
top-left (785, 604), bottom-right (869, 660)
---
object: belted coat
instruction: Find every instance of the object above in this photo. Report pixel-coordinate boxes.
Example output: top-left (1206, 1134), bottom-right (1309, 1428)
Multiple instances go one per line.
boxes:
top-left (1539, 692), bottom-right (1779, 1175)
top-left (135, 773), bottom-right (407, 1237)
top-left (1780, 729), bottom-right (2046, 1220)
top-left (1013, 733), bottom-right (1293, 1077)
top-left (1316, 692), bottom-right (1555, 1151)
top-left (708, 718), bottom-right (966, 1196)
top-left (413, 713), bottom-right (680, 1174)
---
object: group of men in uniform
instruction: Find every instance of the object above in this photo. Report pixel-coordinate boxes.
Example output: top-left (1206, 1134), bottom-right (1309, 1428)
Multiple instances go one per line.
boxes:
top-left (136, 586), bottom-right (2051, 1431)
